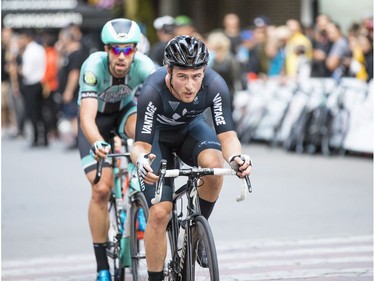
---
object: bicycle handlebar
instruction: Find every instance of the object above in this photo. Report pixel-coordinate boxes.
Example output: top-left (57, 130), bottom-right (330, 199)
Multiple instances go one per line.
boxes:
top-left (93, 152), bottom-right (131, 184)
top-left (151, 159), bottom-right (252, 205)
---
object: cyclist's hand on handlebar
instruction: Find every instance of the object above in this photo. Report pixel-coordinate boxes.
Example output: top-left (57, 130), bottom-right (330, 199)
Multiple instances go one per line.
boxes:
top-left (229, 154), bottom-right (252, 178)
top-left (90, 140), bottom-right (111, 160)
top-left (137, 153), bottom-right (158, 184)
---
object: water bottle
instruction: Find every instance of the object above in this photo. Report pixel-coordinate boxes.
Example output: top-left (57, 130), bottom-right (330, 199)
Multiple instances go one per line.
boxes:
top-left (137, 208), bottom-right (146, 231)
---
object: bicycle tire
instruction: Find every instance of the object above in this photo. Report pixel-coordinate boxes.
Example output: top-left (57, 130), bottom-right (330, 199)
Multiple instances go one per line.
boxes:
top-left (107, 198), bottom-right (126, 281)
top-left (189, 215), bottom-right (220, 281)
top-left (129, 192), bottom-right (149, 281)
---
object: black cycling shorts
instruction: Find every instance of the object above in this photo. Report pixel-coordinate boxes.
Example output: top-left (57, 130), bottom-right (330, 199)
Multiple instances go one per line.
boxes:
top-left (78, 102), bottom-right (136, 174)
top-left (143, 116), bottom-right (222, 207)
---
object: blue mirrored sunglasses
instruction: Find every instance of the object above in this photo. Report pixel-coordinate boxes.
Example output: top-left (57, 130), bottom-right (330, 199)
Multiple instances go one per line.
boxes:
top-left (109, 46), bottom-right (135, 56)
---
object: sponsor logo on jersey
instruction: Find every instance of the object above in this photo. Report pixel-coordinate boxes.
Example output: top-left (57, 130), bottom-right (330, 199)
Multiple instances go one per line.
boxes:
top-left (193, 96), bottom-right (199, 104)
top-left (168, 101), bottom-right (179, 111)
top-left (98, 85), bottom-right (132, 103)
top-left (141, 101), bottom-right (157, 134)
top-left (81, 91), bottom-right (97, 99)
top-left (83, 72), bottom-right (97, 86)
top-left (213, 93), bottom-right (226, 125)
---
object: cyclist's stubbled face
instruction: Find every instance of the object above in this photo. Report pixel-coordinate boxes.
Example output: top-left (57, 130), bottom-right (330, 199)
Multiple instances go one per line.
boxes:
top-left (167, 67), bottom-right (205, 103)
top-left (106, 44), bottom-right (136, 78)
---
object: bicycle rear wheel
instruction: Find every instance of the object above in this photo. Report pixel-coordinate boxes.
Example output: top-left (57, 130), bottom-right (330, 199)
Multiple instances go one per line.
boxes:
top-left (189, 215), bottom-right (220, 281)
top-left (129, 192), bottom-right (149, 281)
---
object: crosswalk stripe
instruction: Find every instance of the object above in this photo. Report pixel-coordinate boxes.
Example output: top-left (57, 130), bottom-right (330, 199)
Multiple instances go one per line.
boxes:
top-left (2, 234), bottom-right (373, 281)
top-left (216, 234), bottom-right (373, 250)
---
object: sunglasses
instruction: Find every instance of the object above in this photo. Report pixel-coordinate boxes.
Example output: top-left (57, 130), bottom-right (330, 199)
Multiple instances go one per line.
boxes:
top-left (109, 45), bottom-right (135, 56)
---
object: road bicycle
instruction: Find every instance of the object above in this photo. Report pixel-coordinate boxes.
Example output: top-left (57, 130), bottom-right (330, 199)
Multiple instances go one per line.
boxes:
top-left (94, 133), bottom-right (149, 281)
top-left (152, 157), bottom-right (252, 280)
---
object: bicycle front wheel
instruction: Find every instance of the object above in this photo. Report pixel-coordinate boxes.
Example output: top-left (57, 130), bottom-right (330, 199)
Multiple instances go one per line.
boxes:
top-left (190, 215), bottom-right (220, 281)
top-left (129, 192), bottom-right (149, 281)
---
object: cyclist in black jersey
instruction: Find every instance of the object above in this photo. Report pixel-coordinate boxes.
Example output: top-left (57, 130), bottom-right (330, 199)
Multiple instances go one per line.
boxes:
top-left (130, 35), bottom-right (252, 281)
top-left (77, 18), bottom-right (156, 281)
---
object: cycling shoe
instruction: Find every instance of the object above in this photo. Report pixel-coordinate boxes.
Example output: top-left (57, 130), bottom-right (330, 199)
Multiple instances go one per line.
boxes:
top-left (96, 269), bottom-right (111, 281)
top-left (196, 240), bottom-right (208, 268)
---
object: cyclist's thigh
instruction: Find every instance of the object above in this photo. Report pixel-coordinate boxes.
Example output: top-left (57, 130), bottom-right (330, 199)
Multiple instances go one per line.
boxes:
top-left (178, 118), bottom-right (222, 167)
top-left (86, 166), bottom-right (114, 189)
top-left (115, 101), bottom-right (137, 140)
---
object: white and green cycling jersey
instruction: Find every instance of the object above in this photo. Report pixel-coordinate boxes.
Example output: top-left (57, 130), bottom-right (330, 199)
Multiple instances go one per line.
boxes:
top-left (78, 51), bottom-right (156, 114)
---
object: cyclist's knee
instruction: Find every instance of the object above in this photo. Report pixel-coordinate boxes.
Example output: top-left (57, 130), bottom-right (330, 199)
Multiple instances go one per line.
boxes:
top-left (148, 202), bottom-right (172, 228)
top-left (198, 149), bottom-right (224, 169)
top-left (91, 181), bottom-right (111, 203)
top-left (202, 175), bottom-right (223, 192)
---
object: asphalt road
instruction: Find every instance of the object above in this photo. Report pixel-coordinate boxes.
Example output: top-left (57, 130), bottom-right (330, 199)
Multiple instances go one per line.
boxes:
top-left (1, 134), bottom-right (373, 280)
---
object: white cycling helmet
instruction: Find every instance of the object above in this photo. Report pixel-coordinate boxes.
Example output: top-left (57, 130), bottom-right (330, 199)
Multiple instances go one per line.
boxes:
top-left (101, 18), bottom-right (141, 45)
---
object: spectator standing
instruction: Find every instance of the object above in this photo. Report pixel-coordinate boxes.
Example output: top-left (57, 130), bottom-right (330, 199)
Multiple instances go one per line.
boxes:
top-left (247, 16), bottom-right (270, 79)
top-left (265, 25), bottom-right (291, 77)
top-left (222, 13), bottom-right (243, 56)
top-left (207, 31), bottom-right (242, 110)
top-left (56, 28), bottom-right (86, 150)
top-left (325, 22), bottom-right (351, 80)
top-left (347, 32), bottom-right (368, 81)
top-left (358, 34), bottom-right (373, 81)
top-left (1, 27), bottom-right (17, 135)
top-left (41, 32), bottom-right (60, 139)
top-left (6, 32), bottom-right (26, 139)
top-left (149, 15), bottom-right (175, 67)
top-left (18, 30), bottom-right (48, 147)
top-left (285, 19), bottom-right (313, 79)
top-left (311, 14), bottom-right (333, 77)
top-left (174, 15), bottom-right (201, 38)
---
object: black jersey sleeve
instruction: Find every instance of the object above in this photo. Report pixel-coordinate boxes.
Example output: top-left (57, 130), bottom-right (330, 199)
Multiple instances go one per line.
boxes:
top-left (206, 72), bottom-right (235, 134)
top-left (135, 83), bottom-right (163, 144)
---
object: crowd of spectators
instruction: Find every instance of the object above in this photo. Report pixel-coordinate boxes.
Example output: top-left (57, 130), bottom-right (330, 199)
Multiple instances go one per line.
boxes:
top-left (215, 13), bottom-right (373, 85)
top-left (1, 12), bottom-right (373, 148)
top-left (2, 24), bottom-right (90, 148)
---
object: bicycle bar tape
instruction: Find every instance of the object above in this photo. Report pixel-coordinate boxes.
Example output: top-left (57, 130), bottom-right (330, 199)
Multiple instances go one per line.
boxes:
top-left (93, 158), bottom-right (105, 184)
top-left (151, 159), bottom-right (167, 205)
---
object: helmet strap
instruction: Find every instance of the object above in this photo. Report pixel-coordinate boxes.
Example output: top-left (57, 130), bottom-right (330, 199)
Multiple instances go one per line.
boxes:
top-left (168, 67), bottom-right (176, 94)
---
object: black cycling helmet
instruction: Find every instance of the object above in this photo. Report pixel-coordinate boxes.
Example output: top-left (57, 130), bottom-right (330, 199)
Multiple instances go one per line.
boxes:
top-left (164, 35), bottom-right (209, 69)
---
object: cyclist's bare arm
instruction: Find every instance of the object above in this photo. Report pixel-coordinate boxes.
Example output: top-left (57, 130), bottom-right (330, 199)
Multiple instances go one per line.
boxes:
top-left (130, 141), bottom-right (158, 184)
top-left (217, 130), bottom-right (252, 177)
top-left (80, 98), bottom-right (108, 159)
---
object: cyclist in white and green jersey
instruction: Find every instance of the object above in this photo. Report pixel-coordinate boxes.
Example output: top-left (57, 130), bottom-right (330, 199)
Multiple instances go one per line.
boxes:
top-left (77, 18), bottom-right (156, 281)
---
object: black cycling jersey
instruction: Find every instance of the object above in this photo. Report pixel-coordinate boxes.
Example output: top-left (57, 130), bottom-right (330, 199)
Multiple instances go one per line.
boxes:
top-left (135, 66), bottom-right (235, 144)
top-left (135, 66), bottom-right (236, 206)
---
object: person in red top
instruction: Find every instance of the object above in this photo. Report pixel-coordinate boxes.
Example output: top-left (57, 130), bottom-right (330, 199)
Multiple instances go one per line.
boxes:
top-left (42, 32), bottom-right (60, 139)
